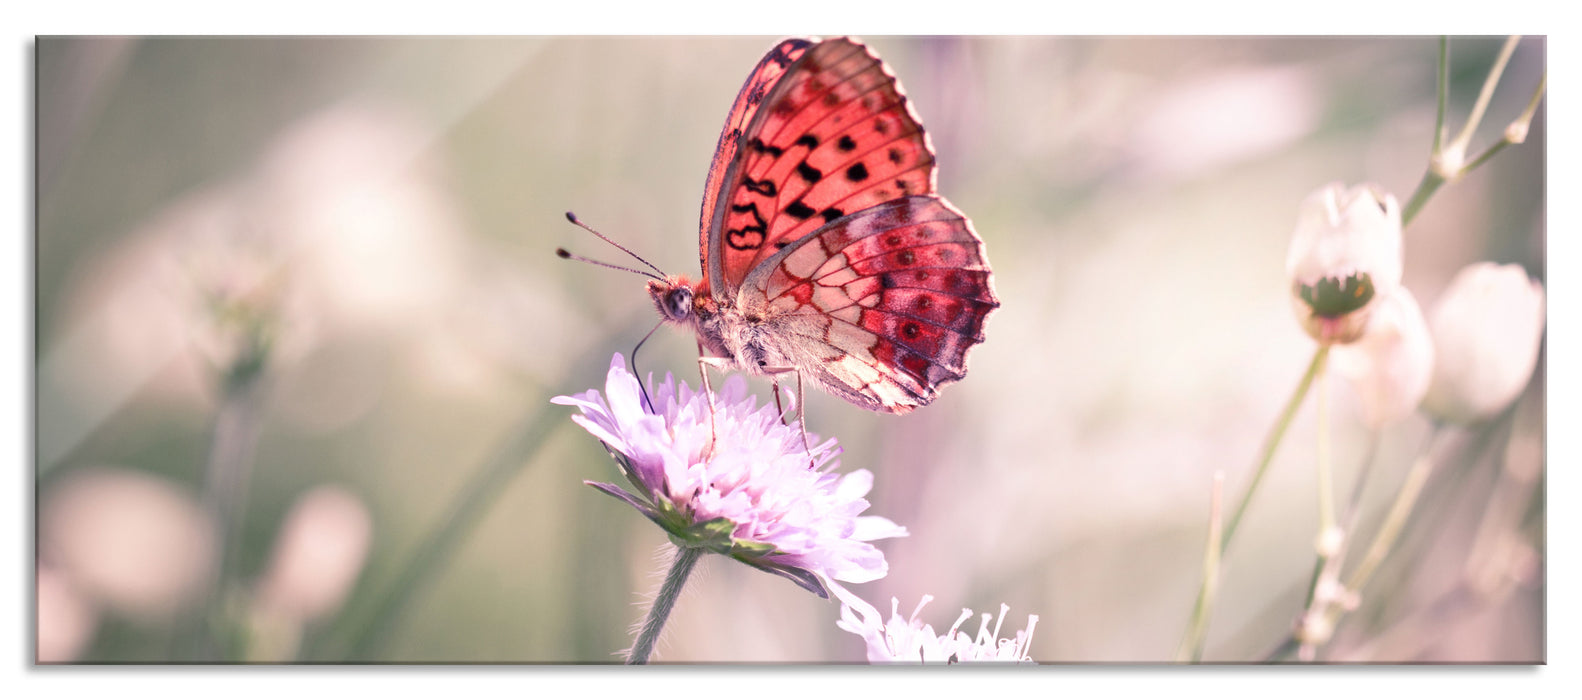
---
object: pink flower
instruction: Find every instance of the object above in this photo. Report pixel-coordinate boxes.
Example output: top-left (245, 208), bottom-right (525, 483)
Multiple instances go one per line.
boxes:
top-left (553, 355), bottom-right (906, 596)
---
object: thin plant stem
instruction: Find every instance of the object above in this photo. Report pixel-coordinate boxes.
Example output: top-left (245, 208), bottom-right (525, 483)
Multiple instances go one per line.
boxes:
top-left (1344, 427), bottom-right (1443, 597)
top-left (628, 546), bottom-right (703, 664)
top-left (1295, 365), bottom-right (1348, 662)
top-left (1446, 36), bottom-right (1521, 155)
top-left (182, 346), bottom-right (269, 661)
top-left (1462, 71), bottom-right (1547, 174)
top-left (325, 402), bottom-right (565, 660)
top-left (1273, 429), bottom-right (1382, 662)
top-left (1404, 36), bottom-right (1540, 225)
top-left (1222, 345), bottom-right (1330, 549)
top-left (1178, 472), bottom-right (1226, 662)
top-left (1316, 358), bottom-right (1336, 540)
top-left (1515, 72), bottom-right (1549, 132)
top-left (1431, 37), bottom-right (1448, 155)
top-left (1179, 345), bottom-right (1327, 660)
top-left (310, 323), bottom-right (645, 661)
top-left (1399, 172), bottom-right (1444, 228)
top-left (1401, 37), bottom-right (1450, 227)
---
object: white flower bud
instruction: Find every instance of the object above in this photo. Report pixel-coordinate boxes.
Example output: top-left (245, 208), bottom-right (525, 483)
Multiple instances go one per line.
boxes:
top-left (1286, 182), bottom-right (1403, 344)
top-left (1421, 263), bottom-right (1545, 424)
top-left (1433, 142), bottom-right (1467, 179)
top-left (1505, 121), bottom-right (1529, 145)
top-left (1298, 611), bottom-right (1334, 646)
top-left (1330, 288), bottom-right (1435, 427)
top-left (1314, 526), bottom-right (1347, 558)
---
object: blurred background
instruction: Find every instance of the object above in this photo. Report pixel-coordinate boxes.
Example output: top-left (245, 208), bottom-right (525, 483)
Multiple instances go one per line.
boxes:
top-left (34, 36), bottom-right (1545, 663)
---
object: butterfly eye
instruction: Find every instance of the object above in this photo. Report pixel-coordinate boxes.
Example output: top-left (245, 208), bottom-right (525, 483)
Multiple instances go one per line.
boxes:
top-left (666, 287), bottom-right (694, 321)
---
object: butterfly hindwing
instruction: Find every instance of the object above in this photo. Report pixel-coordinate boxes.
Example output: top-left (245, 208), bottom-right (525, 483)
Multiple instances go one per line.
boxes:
top-left (706, 37), bottom-right (938, 296)
top-left (747, 195), bottom-right (999, 413)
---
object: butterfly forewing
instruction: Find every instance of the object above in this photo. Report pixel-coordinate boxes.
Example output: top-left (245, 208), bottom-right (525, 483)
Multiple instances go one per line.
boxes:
top-left (698, 38), bottom-right (814, 285)
top-left (708, 37), bottom-right (939, 295)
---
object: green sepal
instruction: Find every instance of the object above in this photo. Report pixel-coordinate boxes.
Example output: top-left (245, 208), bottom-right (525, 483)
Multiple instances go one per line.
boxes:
top-left (729, 540), bottom-right (778, 558)
top-left (668, 516), bottom-right (738, 550)
top-left (1294, 272), bottom-right (1375, 317)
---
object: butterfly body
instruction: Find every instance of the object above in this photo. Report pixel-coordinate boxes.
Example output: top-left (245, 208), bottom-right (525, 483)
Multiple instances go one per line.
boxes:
top-left (658, 37), bottom-right (999, 415)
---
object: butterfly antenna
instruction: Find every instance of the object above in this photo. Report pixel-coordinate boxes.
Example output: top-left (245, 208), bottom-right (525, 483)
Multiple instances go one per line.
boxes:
top-left (628, 319), bottom-right (666, 413)
top-left (561, 212), bottom-right (667, 280)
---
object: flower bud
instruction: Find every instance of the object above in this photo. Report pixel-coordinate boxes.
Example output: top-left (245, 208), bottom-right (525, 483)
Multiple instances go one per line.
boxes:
top-left (1330, 288), bottom-right (1434, 427)
top-left (1286, 183), bottom-right (1403, 344)
top-left (1505, 121), bottom-right (1529, 145)
top-left (1421, 262), bottom-right (1546, 424)
top-left (1314, 526), bottom-right (1347, 558)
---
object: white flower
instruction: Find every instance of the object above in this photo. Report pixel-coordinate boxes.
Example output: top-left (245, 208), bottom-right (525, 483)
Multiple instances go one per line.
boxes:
top-left (1286, 182), bottom-right (1403, 344)
top-left (1330, 287), bottom-right (1434, 427)
top-left (553, 354), bottom-right (907, 596)
top-left (832, 584), bottom-right (1038, 663)
top-left (1421, 262), bottom-right (1546, 424)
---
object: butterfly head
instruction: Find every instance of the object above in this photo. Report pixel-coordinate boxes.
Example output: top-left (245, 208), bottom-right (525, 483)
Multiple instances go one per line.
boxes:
top-left (648, 275), bottom-right (714, 326)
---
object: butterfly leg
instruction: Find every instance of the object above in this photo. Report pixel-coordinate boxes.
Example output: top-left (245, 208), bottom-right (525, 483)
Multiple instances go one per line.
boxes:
top-left (763, 366), bottom-right (815, 468)
top-left (697, 355), bottom-right (734, 460)
top-left (769, 377), bottom-right (795, 426)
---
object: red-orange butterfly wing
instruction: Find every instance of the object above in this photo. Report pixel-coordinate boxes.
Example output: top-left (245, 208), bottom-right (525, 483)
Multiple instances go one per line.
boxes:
top-left (748, 195), bottom-right (997, 413)
top-left (697, 38), bottom-right (813, 289)
top-left (691, 36), bottom-right (997, 414)
top-left (702, 37), bottom-right (939, 296)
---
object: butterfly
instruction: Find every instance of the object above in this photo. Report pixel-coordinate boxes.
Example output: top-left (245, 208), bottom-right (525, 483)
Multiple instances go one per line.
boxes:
top-left (647, 36), bottom-right (999, 415)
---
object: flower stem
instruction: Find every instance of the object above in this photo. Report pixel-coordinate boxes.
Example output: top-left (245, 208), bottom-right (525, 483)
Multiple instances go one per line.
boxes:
top-left (1399, 172), bottom-right (1443, 228)
top-left (1178, 472), bottom-right (1226, 662)
top-left (183, 346), bottom-right (269, 661)
top-left (1446, 35), bottom-right (1520, 156)
top-left (1460, 71), bottom-right (1547, 174)
top-left (1404, 36), bottom-right (1541, 226)
top-left (1179, 345), bottom-right (1327, 660)
top-left (1344, 428), bottom-right (1442, 595)
top-left (1401, 37), bottom-right (1449, 227)
top-left (321, 403), bottom-right (563, 660)
top-left (1431, 36), bottom-right (1448, 155)
top-left (1222, 345), bottom-right (1330, 549)
top-left (1316, 359), bottom-right (1336, 540)
top-left (307, 330), bottom-right (644, 661)
top-left (628, 545), bottom-right (703, 664)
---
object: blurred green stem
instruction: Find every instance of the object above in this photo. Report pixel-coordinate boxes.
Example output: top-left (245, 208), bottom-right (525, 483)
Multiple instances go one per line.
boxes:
top-left (326, 402), bottom-right (565, 660)
top-left (1223, 345), bottom-right (1329, 549)
top-left (1266, 427), bottom-right (1443, 661)
top-left (1402, 36), bottom-right (1543, 227)
top-left (1446, 36), bottom-right (1519, 157)
top-left (1179, 345), bottom-right (1327, 661)
top-left (1301, 430), bottom-right (1381, 607)
top-left (185, 339), bottom-right (270, 661)
top-left (1399, 37), bottom-right (1449, 227)
top-left (1344, 428), bottom-right (1442, 596)
top-left (628, 546), bottom-right (702, 664)
top-left (314, 330), bottom-right (643, 661)
top-left (1177, 472), bottom-right (1225, 662)
top-left (1316, 359), bottom-right (1336, 542)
